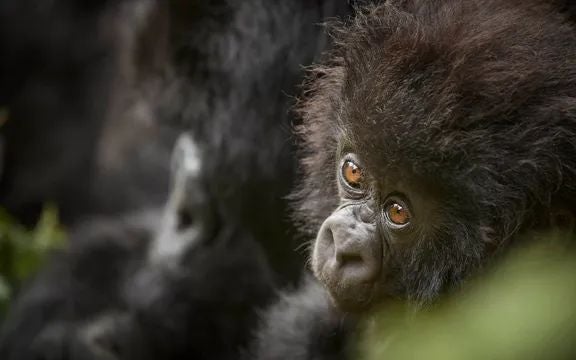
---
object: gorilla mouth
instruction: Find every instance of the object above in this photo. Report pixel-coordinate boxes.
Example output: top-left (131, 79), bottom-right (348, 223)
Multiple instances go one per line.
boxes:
top-left (325, 277), bottom-right (378, 312)
top-left (313, 238), bottom-right (382, 312)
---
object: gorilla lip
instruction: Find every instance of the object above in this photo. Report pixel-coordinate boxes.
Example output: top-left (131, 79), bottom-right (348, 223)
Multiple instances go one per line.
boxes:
top-left (327, 279), bottom-right (378, 312)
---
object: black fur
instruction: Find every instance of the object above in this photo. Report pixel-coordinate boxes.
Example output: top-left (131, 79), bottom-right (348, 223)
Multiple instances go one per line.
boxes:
top-left (297, 0), bottom-right (576, 302)
top-left (249, 276), bottom-right (355, 360)
top-left (0, 0), bottom-right (351, 359)
top-left (0, 0), bottom-right (128, 225)
top-left (254, 0), bottom-right (576, 358)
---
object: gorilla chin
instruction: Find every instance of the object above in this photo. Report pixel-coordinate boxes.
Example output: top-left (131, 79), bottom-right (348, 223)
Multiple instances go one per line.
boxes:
top-left (325, 277), bottom-right (379, 313)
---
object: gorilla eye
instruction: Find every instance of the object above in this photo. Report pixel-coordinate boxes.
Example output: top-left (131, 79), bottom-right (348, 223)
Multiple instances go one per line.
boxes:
top-left (385, 202), bottom-right (411, 226)
top-left (341, 159), bottom-right (363, 189)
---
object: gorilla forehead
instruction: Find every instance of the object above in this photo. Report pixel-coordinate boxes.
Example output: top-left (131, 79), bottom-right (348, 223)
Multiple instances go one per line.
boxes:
top-left (335, 0), bottom-right (576, 180)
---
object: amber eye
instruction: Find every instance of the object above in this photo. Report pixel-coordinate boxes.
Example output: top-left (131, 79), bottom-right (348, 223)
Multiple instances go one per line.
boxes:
top-left (385, 202), bottom-right (411, 226)
top-left (341, 160), bottom-right (363, 188)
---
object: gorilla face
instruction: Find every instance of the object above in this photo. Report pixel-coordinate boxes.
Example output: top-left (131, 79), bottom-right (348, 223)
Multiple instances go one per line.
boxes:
top-left (299, 0), bottom-right (576, 311)
top-left (311, 145), bottom-right (485, 311)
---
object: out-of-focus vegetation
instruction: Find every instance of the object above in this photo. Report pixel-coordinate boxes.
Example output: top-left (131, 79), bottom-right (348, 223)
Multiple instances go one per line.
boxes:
top-left (361, 242), bottom-right (576, 360)
top-left (0, 205), bottom-right (66, 316)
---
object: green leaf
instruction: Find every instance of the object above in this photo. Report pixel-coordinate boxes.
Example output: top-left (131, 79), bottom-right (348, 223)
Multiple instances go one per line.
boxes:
top-left (0, 204), bottom-right (67, 315)
top-left (32, 203), bottom-right (66, 251)
top-left (361, 244), bottom-right (576, 360)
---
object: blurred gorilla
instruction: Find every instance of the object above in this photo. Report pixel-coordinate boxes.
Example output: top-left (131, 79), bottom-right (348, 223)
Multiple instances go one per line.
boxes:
top-left (252, 0), bottom-right (576, 358)
top-left (0, 0), bottom-right (125, 224)
top-left (0, 0), bottom-right (351, 359)
top-left (0, 0), bottom-right (182, 225)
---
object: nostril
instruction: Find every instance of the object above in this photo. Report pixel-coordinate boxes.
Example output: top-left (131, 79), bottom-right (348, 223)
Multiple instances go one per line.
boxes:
top-left (333, 244), bottom-right (380, 283)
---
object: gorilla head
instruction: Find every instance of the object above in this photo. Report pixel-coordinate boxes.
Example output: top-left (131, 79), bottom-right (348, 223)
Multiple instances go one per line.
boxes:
top-left (295, 0), bottom-right (576, 311)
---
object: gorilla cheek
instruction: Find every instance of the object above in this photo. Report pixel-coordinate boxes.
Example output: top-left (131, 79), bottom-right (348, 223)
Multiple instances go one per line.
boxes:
top-left (312, 206), bottom-right (381, 310)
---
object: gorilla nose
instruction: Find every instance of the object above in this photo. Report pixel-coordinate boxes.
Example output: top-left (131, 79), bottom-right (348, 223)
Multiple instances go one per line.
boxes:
top-left (313, 208), bottom-right (381, 288)
top-left (332, 229), bottom-right (381, 283)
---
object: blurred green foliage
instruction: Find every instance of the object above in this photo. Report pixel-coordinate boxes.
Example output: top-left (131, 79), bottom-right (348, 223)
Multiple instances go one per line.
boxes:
top-left (361, 243), bottom-right (576, 360)
top-left (0, 205), bottom-right (66, 315)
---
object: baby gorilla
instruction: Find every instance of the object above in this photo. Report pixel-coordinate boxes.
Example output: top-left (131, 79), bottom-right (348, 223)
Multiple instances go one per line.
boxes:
top-left (305, 0), bottom-right (576, 309)
top-left (252, 0), bottom-right (576, 357)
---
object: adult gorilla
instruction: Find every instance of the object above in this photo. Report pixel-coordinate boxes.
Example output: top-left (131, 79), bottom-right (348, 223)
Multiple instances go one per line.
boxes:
top-left (0, 0), bottom-right (351, 359)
